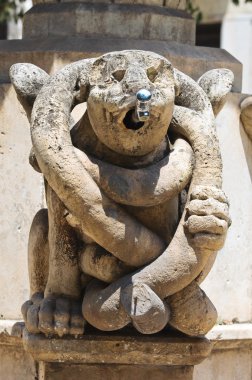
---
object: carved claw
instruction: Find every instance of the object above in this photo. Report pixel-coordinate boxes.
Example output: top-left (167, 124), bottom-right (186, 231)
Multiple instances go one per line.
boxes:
top-left (22, 294), bottom-right (85, 337)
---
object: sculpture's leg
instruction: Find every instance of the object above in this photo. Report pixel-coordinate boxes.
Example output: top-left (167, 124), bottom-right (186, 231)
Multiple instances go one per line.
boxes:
top-left (23, 186), bottom-right (85, 337)
top-left (28, 208), bottom-right (49, 296)
top-left (167, 281), bottom-right (217, 336)
top-left (36, 185), bottom-right (85, 337)
top-left (45, 185), bottom-right (81, 299)
top-left (21, 208), bottom-right (49, 333)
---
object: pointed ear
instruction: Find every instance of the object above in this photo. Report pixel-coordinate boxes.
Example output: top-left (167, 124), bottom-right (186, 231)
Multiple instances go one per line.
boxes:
top-left (9, 63), bottom-right (49, 120)
top-left (197, 69), bottom-right (234, 117)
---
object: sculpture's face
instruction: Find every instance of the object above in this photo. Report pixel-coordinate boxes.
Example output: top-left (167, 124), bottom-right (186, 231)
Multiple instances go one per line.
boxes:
top-left (86, 51), bottom-right (176, 156)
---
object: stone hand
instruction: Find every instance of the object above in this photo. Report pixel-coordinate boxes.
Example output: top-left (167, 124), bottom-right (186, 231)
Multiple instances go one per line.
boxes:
top-left (185, 185), bottom-right (231, 251)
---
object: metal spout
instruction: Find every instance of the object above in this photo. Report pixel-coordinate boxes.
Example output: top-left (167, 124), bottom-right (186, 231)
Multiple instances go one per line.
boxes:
top-left (134, 89), bottom-right (152, 122)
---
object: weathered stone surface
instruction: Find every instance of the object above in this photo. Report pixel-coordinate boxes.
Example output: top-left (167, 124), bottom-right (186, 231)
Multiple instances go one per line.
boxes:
top-left (38, 363), bottom-right (194, 380)
top-left (1, 322), bottom-right (251, 380)
top-left (0, 343), bottom-right (36, 380)
top-left (198, 69), bottom-right (234, 116)
top-left (10, 50), bottom-right (232, 338)
top-left (22, 328), bottom-right (210, 379)
top-left (168, 281), bottom-right (217, 336)
top-left (23, 329), bottom-right (212, 365)
top-left (23, 3), bottom-right (195, 44)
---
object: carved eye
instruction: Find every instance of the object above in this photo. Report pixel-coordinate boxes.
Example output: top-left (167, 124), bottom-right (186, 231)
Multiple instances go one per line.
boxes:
top-left (147, 67), bottom-right (158, 82)
top-left (112, 70), bottom-right (126, 82)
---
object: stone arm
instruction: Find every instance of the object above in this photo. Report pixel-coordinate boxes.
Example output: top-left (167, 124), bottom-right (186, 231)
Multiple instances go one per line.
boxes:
top-left (74, 137), bottom-right (193, 207)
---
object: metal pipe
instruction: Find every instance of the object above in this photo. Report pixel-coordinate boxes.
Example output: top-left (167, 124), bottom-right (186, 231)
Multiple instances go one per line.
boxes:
top-left (134, 89), bottom-right (152, 122)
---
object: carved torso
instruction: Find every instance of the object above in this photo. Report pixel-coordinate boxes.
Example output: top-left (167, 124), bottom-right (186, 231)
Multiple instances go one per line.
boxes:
top-left (71, 111), bottom-right (179, 245)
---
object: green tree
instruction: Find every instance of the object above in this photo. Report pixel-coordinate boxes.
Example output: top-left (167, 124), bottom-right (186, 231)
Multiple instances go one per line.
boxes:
top-left (232, 0), bottom-right (252, 4)
top-left (187, 0), bottom-right (252, 23)
top-left (0, 0), bottom-right (26, 23)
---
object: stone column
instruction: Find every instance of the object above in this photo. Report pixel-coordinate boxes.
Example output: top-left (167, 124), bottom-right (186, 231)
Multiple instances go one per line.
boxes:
top-left (22, 0), bottom-right (194, 43)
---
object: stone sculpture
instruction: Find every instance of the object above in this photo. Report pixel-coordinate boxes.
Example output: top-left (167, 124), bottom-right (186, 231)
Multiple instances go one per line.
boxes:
top-left (10, 50), bottom-right (233, 337)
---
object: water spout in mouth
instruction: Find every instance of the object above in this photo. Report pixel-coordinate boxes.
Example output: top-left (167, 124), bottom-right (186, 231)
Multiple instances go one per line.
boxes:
top-left (135, 89), bottom-right (152, 122)
top-left (123, 89), bottom-right (152, 130)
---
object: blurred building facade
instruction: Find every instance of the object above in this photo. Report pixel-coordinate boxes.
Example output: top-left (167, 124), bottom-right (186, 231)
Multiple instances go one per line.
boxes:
top-left (193, 0), bottom-right (252, 93)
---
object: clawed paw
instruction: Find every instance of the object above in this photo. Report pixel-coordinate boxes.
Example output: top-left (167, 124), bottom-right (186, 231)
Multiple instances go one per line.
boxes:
top-left (184, 185), bottom-right (231, 250)
top-left (21, 293), bottom-right (85, 337)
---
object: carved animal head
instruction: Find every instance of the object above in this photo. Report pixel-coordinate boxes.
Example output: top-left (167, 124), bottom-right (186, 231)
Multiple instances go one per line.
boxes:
top-left (10, 51), bottom-right (179, 157)
top-left (86, 51), bottom-right (177, 156)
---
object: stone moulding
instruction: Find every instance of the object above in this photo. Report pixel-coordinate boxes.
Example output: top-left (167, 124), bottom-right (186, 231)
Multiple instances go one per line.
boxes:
top-left (22, 328), bottom-right (212, 365)
top-left (10, 49), bottom-right (233, 338)
top-left (240, 96), bottom-right (252, 140)
top-left (2, 321), bottom-right (252, 379)
top-left (2, 321), bottom-right (252, 352)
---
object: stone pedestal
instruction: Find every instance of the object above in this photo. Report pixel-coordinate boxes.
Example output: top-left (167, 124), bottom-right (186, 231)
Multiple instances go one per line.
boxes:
top-left (23, 328), bottom-right (212, 380)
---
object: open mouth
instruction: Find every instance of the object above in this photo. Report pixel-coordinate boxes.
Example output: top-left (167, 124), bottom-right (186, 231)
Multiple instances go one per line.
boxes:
top-left (123, 109), bottom-right (145, 130)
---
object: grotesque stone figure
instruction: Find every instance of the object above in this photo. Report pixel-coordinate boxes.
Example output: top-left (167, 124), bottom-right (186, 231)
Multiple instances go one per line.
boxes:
top-left (10, 50), bottom-right (233, 337)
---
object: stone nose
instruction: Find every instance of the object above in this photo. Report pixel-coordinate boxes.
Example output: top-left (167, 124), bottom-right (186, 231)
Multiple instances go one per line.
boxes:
top-left (122, 67), bottom-right (150, 94)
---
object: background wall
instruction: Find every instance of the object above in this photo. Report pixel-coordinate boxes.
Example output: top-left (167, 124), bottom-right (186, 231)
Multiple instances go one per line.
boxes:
top-left (222, 0), bottom-right (252, 94)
